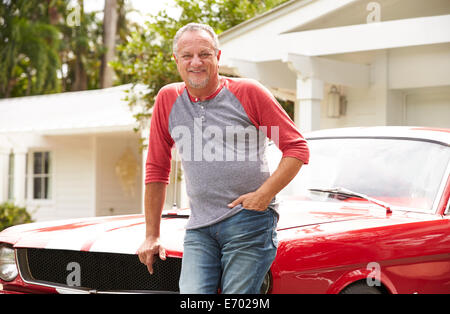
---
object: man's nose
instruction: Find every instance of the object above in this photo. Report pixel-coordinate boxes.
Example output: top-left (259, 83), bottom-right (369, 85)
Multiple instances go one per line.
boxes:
top-left (191, 54), bottom-right (202, 66)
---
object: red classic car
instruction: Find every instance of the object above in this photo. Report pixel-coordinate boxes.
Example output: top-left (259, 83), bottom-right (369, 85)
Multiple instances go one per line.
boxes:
top-left (1, 126), bottom-right (449, 294)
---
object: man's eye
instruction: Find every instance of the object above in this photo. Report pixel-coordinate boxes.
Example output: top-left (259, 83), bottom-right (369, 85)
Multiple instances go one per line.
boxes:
top-left (182, 55), bottom-right (193, 59)
top-left (200, 53), bottom-right (212, 58)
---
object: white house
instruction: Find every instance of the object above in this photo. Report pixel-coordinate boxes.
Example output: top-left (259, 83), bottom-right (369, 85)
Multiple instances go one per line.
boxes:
top-left (0, 85), bottom-right (147, 221)
top-left (1, 0), bottom-right (449, 222)
top-left (218, 0), bottom-right (450, 131)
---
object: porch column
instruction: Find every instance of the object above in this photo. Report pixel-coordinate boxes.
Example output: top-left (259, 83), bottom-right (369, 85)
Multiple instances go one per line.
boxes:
top-left (0, 148), bottom-right (10, 203)
top-left (295, 76), bottom-right (323, 132)
top-left (13, 148), bottom-right (27, 206)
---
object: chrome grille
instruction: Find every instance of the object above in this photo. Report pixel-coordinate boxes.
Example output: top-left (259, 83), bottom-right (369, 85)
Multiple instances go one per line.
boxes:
top-left (17, 248), bottom-right (181, 293)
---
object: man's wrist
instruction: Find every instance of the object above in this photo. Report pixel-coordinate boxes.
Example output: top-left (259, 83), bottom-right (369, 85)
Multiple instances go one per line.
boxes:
top-left (145, 230), bottom-right (160, 240)
top-left (253, 189), bottom-right (274, 208)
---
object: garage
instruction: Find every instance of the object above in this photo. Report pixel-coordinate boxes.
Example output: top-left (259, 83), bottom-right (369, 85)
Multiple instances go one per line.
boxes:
top-left (405, 87), bottom-right (450, 128)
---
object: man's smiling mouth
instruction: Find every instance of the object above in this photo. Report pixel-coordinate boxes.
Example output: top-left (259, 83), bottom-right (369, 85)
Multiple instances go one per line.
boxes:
top-left (188, 69), bottom-right (206, 73)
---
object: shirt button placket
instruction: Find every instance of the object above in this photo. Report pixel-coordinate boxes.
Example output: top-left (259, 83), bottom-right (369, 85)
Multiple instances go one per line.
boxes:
top-left (199, 102), bottom-right (206, 122)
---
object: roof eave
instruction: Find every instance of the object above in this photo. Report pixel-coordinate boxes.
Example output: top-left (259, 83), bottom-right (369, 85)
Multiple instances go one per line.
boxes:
top-left (218, 0), bottom-right (314, 43)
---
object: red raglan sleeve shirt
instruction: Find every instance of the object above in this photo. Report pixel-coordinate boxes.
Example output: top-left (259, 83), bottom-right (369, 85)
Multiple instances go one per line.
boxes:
top-left (145, 77), bottom-right (310, 185)
top-left (144, 85), bottom-right (177, 185)
top-left (226, 78), bottom-right (310, 165)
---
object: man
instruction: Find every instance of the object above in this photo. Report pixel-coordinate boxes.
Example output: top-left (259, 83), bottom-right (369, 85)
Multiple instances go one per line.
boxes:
top-left (138, 23), bottom-right (309, 294)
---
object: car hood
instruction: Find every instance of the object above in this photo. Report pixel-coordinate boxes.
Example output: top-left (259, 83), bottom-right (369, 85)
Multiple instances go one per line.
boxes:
top-left (0, 214), bottom-right (184, 257)
top-left (0, 201), bottom-right (417, 256)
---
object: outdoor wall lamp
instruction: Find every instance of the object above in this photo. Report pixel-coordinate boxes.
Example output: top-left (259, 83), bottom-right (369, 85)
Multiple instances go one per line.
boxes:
top-left (327, 85), bottom-right (341, 118)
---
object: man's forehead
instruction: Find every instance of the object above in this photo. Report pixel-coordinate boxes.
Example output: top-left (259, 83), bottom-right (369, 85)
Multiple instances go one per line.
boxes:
top-left (177, 30), bottom-right (215, 50)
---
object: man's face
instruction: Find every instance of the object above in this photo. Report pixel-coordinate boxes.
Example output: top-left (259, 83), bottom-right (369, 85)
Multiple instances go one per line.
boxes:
top-left (174, 30), bottom-right (221, 91)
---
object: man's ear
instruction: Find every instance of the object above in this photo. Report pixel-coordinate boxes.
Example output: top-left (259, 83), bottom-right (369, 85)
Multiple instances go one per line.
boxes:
top-left (173, 53), bottom-right (178, 64)
top-left (216, 50), bottom-right (221, 62)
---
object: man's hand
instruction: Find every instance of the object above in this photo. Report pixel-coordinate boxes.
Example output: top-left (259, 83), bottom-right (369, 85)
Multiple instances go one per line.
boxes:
top-left (137, 236), bottom-right (166, 275)
top-left (227, 191), bottom-right (272, 212)
top-left (139, 182), bottom-right (167, 275)
top-left (228, 157), bottom-right (304, 212)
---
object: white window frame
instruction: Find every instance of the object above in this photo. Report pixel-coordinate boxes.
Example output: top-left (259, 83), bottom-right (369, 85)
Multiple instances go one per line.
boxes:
top-left (7, 151), bottom-right (14, 201)
top-left (30, 151), bottom-right (53, 200)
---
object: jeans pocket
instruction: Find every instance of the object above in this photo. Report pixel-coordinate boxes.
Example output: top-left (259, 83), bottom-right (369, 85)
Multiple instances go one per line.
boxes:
top-left (242, 206), bottom-right (269, 214)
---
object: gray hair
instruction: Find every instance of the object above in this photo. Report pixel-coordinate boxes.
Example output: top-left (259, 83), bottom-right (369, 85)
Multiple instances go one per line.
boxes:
top-left (172, 23), bottom-right (220, 57)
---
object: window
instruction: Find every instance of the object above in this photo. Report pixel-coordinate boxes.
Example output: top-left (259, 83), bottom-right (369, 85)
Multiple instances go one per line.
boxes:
top-left (7, 152), bottom-right (14, 200)
top-left (32, 152), bottom-right (52, 199)
top-left (276, 138), bottom-right (449, 212)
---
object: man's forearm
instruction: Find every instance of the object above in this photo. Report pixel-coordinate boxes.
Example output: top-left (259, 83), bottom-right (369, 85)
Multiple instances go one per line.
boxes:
top-left (228, 156), bottom-right (303, 210)
top-left (144, 182), bottom-right (167, 239)
top-left (256, 157), bottom-right (303, 202)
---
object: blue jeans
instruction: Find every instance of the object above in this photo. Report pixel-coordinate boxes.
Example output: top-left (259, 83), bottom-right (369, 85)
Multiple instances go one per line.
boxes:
top-left (179, 208), bottom-right (278, 294)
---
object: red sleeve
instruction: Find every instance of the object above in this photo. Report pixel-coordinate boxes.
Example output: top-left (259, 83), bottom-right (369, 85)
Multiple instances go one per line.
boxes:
top-left (226, 78), bottom-right (310, 164)
top-left (144, 84), bottom-right (181, 184)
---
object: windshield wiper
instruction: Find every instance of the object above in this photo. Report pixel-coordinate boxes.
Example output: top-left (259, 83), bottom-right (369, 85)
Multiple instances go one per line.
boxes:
top-left (308, 187), bottom-right (393, 214)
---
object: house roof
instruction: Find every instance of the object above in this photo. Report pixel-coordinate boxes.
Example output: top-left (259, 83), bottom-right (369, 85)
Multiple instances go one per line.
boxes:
top-left (218, 0), bottom-right (312, 42)
top-left (219, 0), bottom-right (450, 42)
top-left (0, 84), bottom-right (148, 135)
top-left (218, 0), bottom-right (357, 45)
top-left (218, 0), bottom-right (450, 64)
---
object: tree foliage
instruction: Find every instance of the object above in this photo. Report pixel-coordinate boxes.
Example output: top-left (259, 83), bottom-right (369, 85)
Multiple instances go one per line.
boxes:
top-left (112, 0), bottom-right (288, 131)
top-left (0, 0), bottom-right (61, 97)
top-left (0, 0), bottom-right (131, 98)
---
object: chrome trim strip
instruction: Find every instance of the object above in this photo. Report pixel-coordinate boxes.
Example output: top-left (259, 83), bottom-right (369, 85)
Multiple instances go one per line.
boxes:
top-left (306, 136), bottom-right (449, 147)
top-left (55, 287), bottom-right (178, 294)
top-left (95, 290), bottom-right (178, 294)
top-left (432, 159), bottom-right (450, 215)
top-left (16, 249), bottom-right (31, 281)
top-left (445, 184), bottom-right (450, 216)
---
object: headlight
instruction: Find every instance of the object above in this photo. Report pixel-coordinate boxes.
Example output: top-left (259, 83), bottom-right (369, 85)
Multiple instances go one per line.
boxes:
top-left (0, 245), bottom-right (18, 281)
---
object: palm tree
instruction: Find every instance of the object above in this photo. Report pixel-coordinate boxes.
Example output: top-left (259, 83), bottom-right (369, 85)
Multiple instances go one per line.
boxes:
top-left (0, 0), bottom-right (61, 97)
top-left (100, 0), bottom-right (118, 88)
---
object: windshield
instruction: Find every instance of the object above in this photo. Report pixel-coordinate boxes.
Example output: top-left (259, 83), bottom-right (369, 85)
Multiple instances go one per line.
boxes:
top-left (269, 138), bottom-right (450, 212)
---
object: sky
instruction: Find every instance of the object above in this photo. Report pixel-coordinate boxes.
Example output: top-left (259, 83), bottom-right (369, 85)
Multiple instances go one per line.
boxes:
top-left (83, 0), bottom-right (181, 24)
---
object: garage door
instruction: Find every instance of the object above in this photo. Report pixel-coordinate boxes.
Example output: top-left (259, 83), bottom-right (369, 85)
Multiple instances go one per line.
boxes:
top-left (405, 88), bottom-right (450, 128)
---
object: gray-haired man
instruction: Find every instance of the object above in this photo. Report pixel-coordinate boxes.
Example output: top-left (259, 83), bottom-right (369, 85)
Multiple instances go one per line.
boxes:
top-left (138, 23), bottom-right (309, 293)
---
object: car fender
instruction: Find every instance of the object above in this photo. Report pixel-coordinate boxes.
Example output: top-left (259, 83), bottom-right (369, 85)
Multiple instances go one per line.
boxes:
top-left (327, 266), bottom-right (398, 294)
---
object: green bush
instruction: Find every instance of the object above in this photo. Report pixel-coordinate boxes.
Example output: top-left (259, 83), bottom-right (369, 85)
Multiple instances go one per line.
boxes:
top-left (0, 202), bottom-right (34, 232)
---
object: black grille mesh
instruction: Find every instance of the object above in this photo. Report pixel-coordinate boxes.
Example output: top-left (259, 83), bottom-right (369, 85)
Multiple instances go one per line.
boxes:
top-left (23, 248), bottom-right (181, 292)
